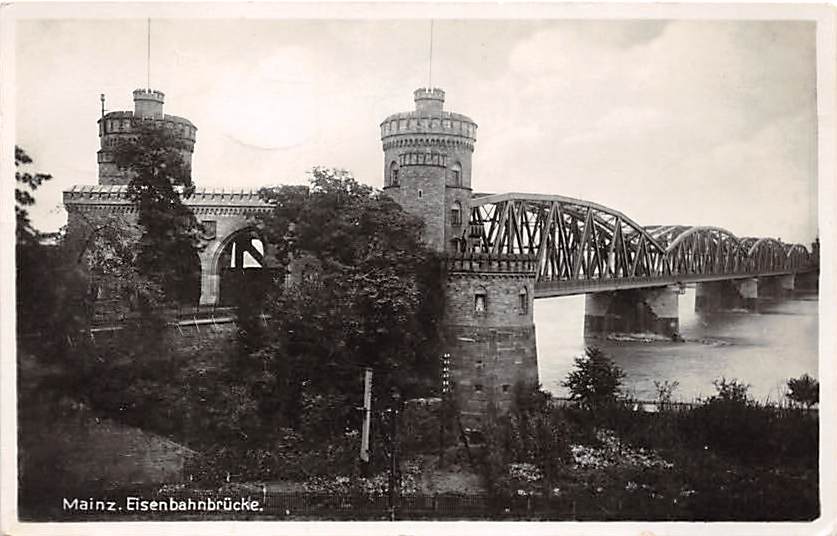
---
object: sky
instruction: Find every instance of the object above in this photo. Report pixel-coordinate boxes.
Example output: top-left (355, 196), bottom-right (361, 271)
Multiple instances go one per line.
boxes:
top-left (14, 18), bottom-right (818, 245)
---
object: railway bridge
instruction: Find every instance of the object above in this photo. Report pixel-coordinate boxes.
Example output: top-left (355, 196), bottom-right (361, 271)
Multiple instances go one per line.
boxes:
top-left (64, 86), bottom-right (818, 423)
top-left (379, 88), bottom-right (816, 421)
top-left (461, 192), bottom-right (816, 336)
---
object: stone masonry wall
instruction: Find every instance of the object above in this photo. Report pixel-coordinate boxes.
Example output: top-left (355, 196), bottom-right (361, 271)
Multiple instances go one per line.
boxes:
top-left (445, 274), bottom-right (534, 327)
top-left (584, 287), bottom-right (679, 338)
top-left (384, 165), bottom-right (447, 252)
top-left (445, 271), bottom-right (538, 426)
top-left (63, 185), bottom-right (272, 307)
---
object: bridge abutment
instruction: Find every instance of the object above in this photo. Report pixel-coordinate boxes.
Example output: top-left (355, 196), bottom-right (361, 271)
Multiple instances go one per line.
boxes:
top-left (584, 286), bottom-right (680, 339)
top-left (444, 255), bottom-right (539, 427)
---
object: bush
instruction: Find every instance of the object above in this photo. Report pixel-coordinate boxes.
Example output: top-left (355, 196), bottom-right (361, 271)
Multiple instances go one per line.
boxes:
top-left (787, 374), bottom-right (819, 409)
top-left (478, 383), bottom-right (572, 498)
top-left (562, 347), bottom-right (625, 410)
top-left (712, 377), bottom-right (751, 403)
top-left (676, 377), bottom-right (818, 466)
top-left (185, 428), bottom-right (362, 484)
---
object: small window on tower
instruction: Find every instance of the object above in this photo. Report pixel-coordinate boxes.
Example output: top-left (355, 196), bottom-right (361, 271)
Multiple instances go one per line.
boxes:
top-left (389, 162), bottom-right (399, 186)
top-left (451, 201), bottom-right (462, 226)
top-left (418, 189), bottom-right (423, 199)
top-left (519, 287), bottom-right (529, 314)
top-left (474, 384), bottom-right (483, 393)
top-left (475, 287), bottom-right (487, 314)
top-left (451, 162), bottom-right (462, 187)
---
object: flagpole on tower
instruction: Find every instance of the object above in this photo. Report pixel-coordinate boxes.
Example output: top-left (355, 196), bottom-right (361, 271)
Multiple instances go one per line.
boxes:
top-left (147, 18), bottom-right (151, 90)
top-left (428, 20), bottom-right (434, 88)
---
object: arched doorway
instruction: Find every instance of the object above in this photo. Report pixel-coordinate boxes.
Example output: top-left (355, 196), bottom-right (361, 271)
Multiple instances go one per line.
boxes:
top-left (215, 227), bottom-right (269, 307)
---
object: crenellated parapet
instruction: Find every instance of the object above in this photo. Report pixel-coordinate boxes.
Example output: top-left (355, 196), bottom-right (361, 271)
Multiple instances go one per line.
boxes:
top-left (185, 187), bottom-right (273, 216)
top-left (64, 185), bottom-right (272, 217)
top-left (380, 111), bottom-right (477, 141)
top-left (99, 112), bottom-right (196, 141)
top-left (380, 87), bottom-right (477, 159)
top-left (447, 253), bottom-right (538, 276)
top-left (98, 88), bottom-right (197, 186)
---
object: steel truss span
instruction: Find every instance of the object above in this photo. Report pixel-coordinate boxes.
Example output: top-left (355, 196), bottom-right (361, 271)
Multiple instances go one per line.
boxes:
top-left (466, 193), bottom-right (814, 294)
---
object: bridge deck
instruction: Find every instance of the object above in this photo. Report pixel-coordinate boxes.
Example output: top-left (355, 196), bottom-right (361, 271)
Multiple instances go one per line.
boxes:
top-left (534, 270), bottom-right (812, 299)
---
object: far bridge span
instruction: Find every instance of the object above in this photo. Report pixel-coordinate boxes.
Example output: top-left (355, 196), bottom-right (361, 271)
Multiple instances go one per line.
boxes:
top-left (462, 192), bottom-right (814, 298)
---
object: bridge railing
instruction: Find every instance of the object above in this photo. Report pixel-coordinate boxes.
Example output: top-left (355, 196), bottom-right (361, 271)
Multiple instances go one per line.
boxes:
top-left (448, 253), bottom-right (538, 274)
top-left (534, 268), bottom-right (814, 296)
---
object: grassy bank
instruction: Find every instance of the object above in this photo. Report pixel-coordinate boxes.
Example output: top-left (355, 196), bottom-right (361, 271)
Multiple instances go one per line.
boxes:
top-left (17, 338), bottom-right (819, 521)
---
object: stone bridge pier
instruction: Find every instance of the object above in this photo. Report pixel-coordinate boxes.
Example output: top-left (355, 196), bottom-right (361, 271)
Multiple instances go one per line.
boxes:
top-left (796, 271), bottom-right (819, 292)
top-left (757, 274), bottom-right (796, 300)
top-left (695, 278), bottom-right (759, 312)
top-left (695, 275), bottom-right (799, 313)
top-left (583, 286), bottom-right (680, 339)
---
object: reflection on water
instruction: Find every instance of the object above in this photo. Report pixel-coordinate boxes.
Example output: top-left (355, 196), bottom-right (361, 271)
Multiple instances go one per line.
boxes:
top-left (535, 288), bottom-right (819, 402)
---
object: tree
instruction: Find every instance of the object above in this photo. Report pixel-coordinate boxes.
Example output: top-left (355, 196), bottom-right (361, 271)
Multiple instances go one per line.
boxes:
top-left (15, 146), bottom-right (52, 244)
top-left (654, 380), bottom-right (680, 407)
top-left (14, 147), bottom-right (92, 348)
top-left (711, 377), bottom-right (751, 404)
top-left (113, 124), bottom-right (202, 306)
top-left (787, 374), bottom-right (819, 409)
top-left (250, 167), bottom-right (446, 440)
top-left (562, 346), bottom-right (625, 410)
top-left (504, 382), bottom-right (571, 491)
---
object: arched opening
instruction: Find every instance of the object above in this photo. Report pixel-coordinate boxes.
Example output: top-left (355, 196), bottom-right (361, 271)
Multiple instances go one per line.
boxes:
top-left (389, 161), bottom-right (400, 186)
top-left (451, 201), bottom-right (462, 226)
top-left (474, 286), bottom-right (487, 315)
top-left (217, 228), bottom-right (269, 307)
top-left (519, 286), bottom-right (529, 314)
top-left (450, 162), bottom-right (462, 187)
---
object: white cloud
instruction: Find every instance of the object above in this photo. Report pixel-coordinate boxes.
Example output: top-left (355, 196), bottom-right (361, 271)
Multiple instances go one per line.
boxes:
top-left (16, 19), bottom-right (817, 246)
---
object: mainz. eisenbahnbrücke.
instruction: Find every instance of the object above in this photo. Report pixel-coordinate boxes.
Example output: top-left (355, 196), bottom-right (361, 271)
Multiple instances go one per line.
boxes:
top-left (63, 86), bottom-right (818, 422)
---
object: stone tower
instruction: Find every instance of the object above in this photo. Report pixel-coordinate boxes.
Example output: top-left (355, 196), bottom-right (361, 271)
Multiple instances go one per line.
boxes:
top-left (381, 88), bottom-right (539, 425)
top-left (380, 88), bottom-right (476, 253)
top-left (97, 89), bottom-right (197, 185)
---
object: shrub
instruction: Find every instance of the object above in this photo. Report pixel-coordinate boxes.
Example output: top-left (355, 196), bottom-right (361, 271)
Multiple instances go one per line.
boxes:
top-left (562, 347), bottom-right (625, 410)
top-left (675, 377), bottom-right (818, 466)
top-left (653, 380), bottom-right (680, 406)
top-left (711, 377), bottom-right (751, 404)
top-left (787, 374), bottom-right (819, 409)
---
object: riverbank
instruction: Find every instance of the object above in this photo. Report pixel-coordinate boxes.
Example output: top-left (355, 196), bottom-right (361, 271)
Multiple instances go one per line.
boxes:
top-left (19, 391), bottom-right (819, 521)
top-left (17, 336), bottom-right (818, 522)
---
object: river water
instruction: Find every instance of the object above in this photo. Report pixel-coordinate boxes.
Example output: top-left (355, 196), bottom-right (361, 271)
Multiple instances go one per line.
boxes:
top-left (535, 288), bottom-right (819, 403)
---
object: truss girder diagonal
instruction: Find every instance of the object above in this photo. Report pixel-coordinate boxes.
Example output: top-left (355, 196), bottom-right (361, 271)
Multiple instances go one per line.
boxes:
top-left (468, 194), bottom-right (814, 290)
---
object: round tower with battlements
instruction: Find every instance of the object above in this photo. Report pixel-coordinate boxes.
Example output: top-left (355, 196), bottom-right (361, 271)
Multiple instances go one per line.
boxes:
top-left (97, 89), bottom-right (197, 186)
top-left (381, 88), bottom-right (539, 426)
top-left (381, 88), bottom-right (476, 253)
